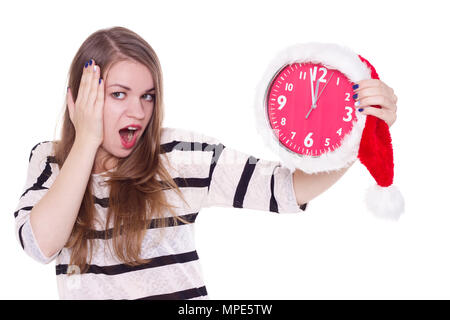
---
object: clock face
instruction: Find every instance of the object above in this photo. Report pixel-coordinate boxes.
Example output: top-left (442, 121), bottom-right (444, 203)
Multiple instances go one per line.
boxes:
top-left (266, 62), bottom-right (357, 157)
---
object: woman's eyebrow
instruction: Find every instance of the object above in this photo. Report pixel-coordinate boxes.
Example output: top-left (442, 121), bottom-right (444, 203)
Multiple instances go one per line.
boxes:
top-left (108, 84), bottom-right (155, 92)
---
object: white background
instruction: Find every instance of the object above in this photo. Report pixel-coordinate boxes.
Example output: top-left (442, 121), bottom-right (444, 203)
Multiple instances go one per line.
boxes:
top-left (1, 0), bottom-right (449, 299)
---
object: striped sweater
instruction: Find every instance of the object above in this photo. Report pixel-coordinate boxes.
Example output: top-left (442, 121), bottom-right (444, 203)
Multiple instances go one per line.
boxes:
top-left (14, 127), bottom-right (307, 300)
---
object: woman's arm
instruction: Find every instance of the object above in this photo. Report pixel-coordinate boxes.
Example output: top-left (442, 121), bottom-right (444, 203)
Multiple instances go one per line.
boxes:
top-left (292, 162), bottom-right (354, 206)
top-left (29, 140), bottom-right (98, 258)
top-left (292, 79), bottom-right (398, 206)
top-left (29, 60), bottom-right (104, 259)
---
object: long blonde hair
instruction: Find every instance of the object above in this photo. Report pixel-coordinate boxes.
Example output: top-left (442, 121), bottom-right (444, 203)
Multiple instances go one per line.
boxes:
top-left (54, 26), bottom-right (189, 273)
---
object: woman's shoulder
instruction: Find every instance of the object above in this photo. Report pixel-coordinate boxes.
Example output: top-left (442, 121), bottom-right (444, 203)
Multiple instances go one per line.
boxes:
top-left (159, 128), bottom-right (225, 171)
top-left (28, 140), bottom-right (56, 162)
top-left (160, 127), bottom-right (222, 146)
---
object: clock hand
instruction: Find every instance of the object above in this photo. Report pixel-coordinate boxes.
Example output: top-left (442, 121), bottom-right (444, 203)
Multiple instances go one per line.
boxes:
top-left (315, 72), bottom-right (335, 104)
top-left (305, 73), bottom-right (320, 119)
top-left (306, 77), bottom-right (321, 119)
top-left (310, 72), bottom-right (316, 107)
top-left (305, 106), bottom-right (314, 119)
top-left (314, 78), bottom-right (320, 106)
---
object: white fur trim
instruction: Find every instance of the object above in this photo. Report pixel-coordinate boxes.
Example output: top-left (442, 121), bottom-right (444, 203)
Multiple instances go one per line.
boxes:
top-left (255, 42), bottom-right (372, 173)
top-left (365, 184), bottom-right (405, 220)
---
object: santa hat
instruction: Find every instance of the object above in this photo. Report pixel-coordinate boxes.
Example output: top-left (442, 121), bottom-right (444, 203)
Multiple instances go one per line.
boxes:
top-left (356, 55), bottom-right (404, 220)
top-left (254, 43), bottom-right (404, 220)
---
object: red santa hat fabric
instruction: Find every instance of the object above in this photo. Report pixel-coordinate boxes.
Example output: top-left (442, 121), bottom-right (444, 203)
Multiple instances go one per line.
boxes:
top-left (357, 56), bottom-right (404, 219)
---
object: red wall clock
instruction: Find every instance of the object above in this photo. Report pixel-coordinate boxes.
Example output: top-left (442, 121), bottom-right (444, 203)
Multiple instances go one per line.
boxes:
top-left (255, 43), bottom-right (372, 174)
top-left (255, 42), bottom-right (404, 219)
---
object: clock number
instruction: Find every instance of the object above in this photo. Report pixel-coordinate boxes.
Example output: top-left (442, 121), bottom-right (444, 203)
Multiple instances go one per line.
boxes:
top-left (318, 67), bottom-right (327, 83)
top-left (285, 83), bottom-right (293, 92)
top-left (310, 67), bottom-right (317, 81)
top-left (281, 117), bottom-right (286, 125)
top-left (324, 138), bottom-right (330, 146)
top-left (299, 71), bottom-right (306, 80)
top-left (304, 132), bottom-right (314, 148)
top-left (345, 93), bottom-right (350, 101)
top-left (291, 131), bottom-right (296, 140)
top-left (310, 66), bottom-right (327, 82)
top-left (337, 128), bottom-right (342, 136)
top-left (277, 95), bottom-right (287, 110)
top-left (343, 106), bottom-right (353, 122)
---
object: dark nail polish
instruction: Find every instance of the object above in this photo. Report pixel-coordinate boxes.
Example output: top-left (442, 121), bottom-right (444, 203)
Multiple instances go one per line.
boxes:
top-left (85, 62), bottom-right (89, 68)
top-left (99, 78), bottom-right (102, 84)
top-left (352, 84), bottom-right (359, 90)
top-left (89, 59), bottom-right (93, 66)
top-left (358, 108), bottom-right (364, 112)
top-left (353, 94), bottom-right (358, 100)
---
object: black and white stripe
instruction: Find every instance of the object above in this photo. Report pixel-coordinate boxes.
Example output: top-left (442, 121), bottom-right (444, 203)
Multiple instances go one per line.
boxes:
top-left (233, 156), bottom-right (260, 208)
top-left (56, 250), bottom-right (200, 276)
top-left (20, 156), bottom-right (56, 198)
top-left (269, 171), bottom-right (279, 213)
top-left (28, 141), bottom-right (50, 162)
top-left (160, 139), bottom-right (226, 192)
top-left (85, 212), bottom-right (199, 240)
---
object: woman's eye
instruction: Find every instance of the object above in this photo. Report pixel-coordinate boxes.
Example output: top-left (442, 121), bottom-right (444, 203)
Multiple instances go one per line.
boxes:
top-left (112, 92), bottom-right (125, 99)
top-left (111, 92), bottom-right (154, 101)
top-left (143, 94), bottom-right (155, 102)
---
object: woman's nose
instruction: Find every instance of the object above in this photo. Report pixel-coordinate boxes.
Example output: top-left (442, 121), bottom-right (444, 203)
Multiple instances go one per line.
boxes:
top-left (126, 98), bottom-right (145, 119)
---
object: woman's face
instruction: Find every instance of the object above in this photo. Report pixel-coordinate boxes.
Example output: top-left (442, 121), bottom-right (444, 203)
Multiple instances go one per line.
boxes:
top-left (95, 59), bottom-right (155, 170)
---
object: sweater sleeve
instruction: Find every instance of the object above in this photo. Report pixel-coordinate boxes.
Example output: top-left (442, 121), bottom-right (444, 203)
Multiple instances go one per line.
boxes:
top-left (14, 141), bottom-right (60, 264)
top-left (200, 135), bottom-right (307, 213)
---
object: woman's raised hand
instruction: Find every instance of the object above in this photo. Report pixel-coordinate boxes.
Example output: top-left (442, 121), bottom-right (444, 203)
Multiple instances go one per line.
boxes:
top-left (67, 59), bottom-right (105, 148)
top-left (353, 79), bottom-right (397, 128)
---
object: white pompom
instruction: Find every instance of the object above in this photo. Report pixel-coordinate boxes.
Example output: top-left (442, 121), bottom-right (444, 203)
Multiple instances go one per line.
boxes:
top-left (365, 184), bottom-right (405, 220)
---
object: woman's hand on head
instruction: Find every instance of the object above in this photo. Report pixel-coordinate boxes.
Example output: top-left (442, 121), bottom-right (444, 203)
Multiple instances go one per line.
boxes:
top-left (67, 59), bottom-right (105, 148)
top-left (353, 79), bottom-right (398, 128)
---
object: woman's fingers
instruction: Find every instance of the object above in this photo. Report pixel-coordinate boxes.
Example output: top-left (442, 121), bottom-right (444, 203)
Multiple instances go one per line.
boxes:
top-left (353, 79), bottom-right (398, 128)
top-left (79, 59), bottom-right (95, 108)
top-left (66, 58), bottom-right (104, 147)
top-left (358, 107), bottom-right (396, 127)
top-left (77, 59), bottom-right (90, 108)
top-left (353, 79), bottom-right (381, 91)
top-left (86, 60), bottom-right (100, 109)
top-left (355, 82), bottom-right (396, 111)
top-left (94, 75), bottom-right (105, 117)
top-left (357, 95), bottom-right (396, 112)
top-left (354, 79), bottom-right (392, 98)
top-left (67, 59), bottom-right (95, 123)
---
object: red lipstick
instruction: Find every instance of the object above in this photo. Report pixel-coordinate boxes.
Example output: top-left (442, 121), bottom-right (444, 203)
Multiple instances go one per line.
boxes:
top-left (119, 124), bottom-right (142, 149)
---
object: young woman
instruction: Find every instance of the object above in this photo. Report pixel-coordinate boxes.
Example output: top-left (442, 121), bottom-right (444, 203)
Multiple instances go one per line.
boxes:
top-left (14, 26), bottom-right (398, 300)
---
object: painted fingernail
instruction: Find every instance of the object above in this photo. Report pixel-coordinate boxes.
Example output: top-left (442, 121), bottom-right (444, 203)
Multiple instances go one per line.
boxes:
top-left (99, 78), bottom-right (102, 84)
top-left (85, 61), bottom-right (89, 68)
top-left (89, 59), bottom-right (93, 66)
top-left (358, 108), bottom-right (364, 112)
top-left (352, 84), bottom-right (359, 90)
top-left (353, 94), bottom-right (358, 100)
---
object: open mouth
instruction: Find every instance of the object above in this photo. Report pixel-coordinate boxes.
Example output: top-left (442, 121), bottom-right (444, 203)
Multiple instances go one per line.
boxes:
top-left (119, 126), bottom-right (141, 149)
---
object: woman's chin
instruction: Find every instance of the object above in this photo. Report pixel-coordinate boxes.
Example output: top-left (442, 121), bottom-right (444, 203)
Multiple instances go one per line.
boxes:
top-left (113, 146), bottom-right (134, 158)
top-left (98, 143), bottom-right (130, 159)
